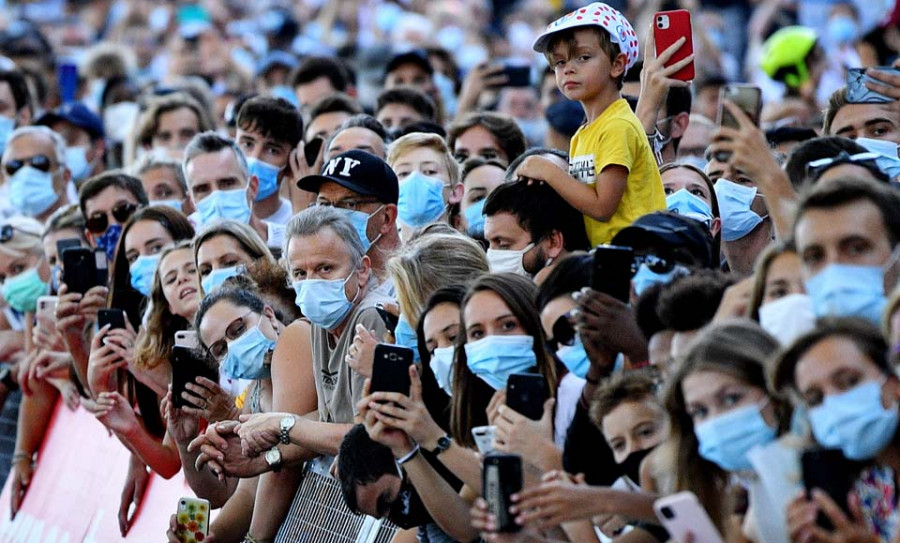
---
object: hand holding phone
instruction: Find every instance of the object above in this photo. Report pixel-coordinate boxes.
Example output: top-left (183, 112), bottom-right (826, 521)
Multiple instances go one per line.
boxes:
top-left (846, 67), bottom-right (900, 103)
top-left (505, 373), bottom-right (547, 421)
top-left (592, 245), bottom-right (635, 303)
top-left (483, 453), bottom-right (523, 533)
top-left (717, 85), bottom-right (762, 130)
top-left (370, 344), bottom-right (413, 396)
top-left (654, 492), bottom-right (724, 543)
top-left (473, 425), bottom-right (498, 454)
top-left (174, 497), bottom-right (210, 543)
top-left (97, 309), bottom-right (126, 331)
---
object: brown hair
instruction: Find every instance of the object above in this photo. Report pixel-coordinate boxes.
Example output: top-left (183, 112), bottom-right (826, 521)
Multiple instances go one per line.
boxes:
top-left (747, 240), bottom-right (797, 321)
top-left (590, 371), bottom-right (660, 428)
top-left (544, 26), bottom-right (624, 89)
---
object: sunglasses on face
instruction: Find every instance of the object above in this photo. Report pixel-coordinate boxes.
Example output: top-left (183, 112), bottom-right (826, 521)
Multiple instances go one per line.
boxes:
top-left (634, 254), bottom-right (676, 274)
top-left (550, 311), bottom-right (577, 352)
top-left (0, 224), bottom-right (40, 243)
top-left (4, 154), bottom-right (53, 176)
top-left (85, 202), bottom-right (139, 234)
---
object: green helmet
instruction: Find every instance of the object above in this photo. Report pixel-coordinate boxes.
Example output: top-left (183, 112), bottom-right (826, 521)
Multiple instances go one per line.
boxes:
top-left (759, 26), bottom-right (818, 88)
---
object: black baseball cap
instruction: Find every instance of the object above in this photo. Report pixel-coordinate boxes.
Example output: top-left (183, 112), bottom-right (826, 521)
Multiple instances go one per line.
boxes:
top-left (36, 102), bottom-right (104, 140)
top-left (384, 49), bottom-right (434, 79)
top-left (612, 211), bottom-right (715, 269)
top-left (297, 149), bottom-right (399, 205)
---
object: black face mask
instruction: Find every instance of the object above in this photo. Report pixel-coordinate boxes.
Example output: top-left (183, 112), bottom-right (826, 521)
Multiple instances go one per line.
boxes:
top-left (387, 478), bottom-right (434, 529)
top-left (617, 447), bottom-right (656, 485)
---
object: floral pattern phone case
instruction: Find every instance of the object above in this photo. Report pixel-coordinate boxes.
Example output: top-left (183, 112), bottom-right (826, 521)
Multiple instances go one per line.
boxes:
top-left (175, 497), bottom-right (210, 543)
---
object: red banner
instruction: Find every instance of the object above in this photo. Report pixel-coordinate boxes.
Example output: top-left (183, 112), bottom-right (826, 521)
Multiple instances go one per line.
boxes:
top-left (0, 400), bottom-right (209, 542)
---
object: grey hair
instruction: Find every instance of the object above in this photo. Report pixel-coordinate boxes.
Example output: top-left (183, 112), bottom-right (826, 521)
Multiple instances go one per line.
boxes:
top-left (131, 151), bottom-right (188, 195)
top-left (0, 215), bottom-right (44, 257)
top-left (182, 131), bottom-right (250, 183)
top-left (4, 126), bottom-right (67, 168)
top-left (283, 206), bottom-right (365, 267)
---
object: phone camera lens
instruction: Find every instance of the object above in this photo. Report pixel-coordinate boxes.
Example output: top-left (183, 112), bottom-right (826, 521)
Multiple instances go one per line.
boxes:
top-left (389, 353), bottom-right (397, 361)
top-left (661, 506), bottom-right (674, 520)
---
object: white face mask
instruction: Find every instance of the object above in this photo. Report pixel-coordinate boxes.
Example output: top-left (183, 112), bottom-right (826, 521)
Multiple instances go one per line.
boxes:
top-left (758, 293), bottom-right (816, 346)
top-left (486, 243), bottom-right (534, 277)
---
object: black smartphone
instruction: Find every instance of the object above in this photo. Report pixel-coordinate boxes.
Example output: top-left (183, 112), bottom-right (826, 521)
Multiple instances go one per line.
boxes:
top-left (483, 453), bottom-right (523, 533)
top-left (801, 448), bottom-right (861, 530)
top-left (171, 346), bottom-right (219, 409)
top-left (62, 247), bottom-right (98, 294)
top-left (506, 373), bottom-right (547, 421)
top-left (370, 344), bottom-right (413, 396)
top-left (305, 137), bottom-right (324, 168)
top-left (56, 238), bottom-right (82, 259)
top-left (97, 308), bottom-right (126, 330)
top-left (502, 65), bottom-right (531, 87)
top-left (375, 303), bottom-right (399, 334)
top-left (592, 245), bottom-right (635, 303)
top-left (717, 84), bottom-right (762, 130)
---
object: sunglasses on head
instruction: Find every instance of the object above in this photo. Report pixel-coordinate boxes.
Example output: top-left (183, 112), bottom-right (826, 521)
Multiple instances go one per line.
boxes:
top-left (86, 202), bottom-right (139, 234)
top-left (805, 151), bottom-right (880, 181)
top-left (0, 224), bottom-right (40, 243)
top-left (550, 311), bottom-right (577, 352)
top-left (4, 154), bottom-right (53, 176)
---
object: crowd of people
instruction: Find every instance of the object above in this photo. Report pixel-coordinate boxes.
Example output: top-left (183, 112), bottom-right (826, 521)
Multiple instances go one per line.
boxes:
top-left (1, 0), bottom-right (900, 542)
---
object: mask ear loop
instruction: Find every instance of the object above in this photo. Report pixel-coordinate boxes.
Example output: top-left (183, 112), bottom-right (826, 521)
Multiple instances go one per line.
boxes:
top-left (344, 268), bottom-right (363, 305)
top-left (365, 205), bottom-right (386, 247)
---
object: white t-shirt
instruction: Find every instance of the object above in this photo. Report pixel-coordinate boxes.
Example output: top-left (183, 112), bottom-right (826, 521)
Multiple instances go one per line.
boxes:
top-left (262, 198), bottom-right (293, 226)
top-left (554, 372), bottom-right (585, 448)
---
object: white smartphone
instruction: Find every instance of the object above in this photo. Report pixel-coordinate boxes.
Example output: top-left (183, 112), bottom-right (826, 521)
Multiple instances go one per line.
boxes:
top-left (36, 296), bottom-right (58, 322)
top-left (174, 330), bottom-right (199, 350)
top-left (654, 492), bottom-right (724, 543)
top-left (472, 425), bottom-right (497, 455)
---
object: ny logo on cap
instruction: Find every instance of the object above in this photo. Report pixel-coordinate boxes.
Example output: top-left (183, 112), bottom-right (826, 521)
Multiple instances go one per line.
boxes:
top-left (323, 156), bottom-right (362, 178)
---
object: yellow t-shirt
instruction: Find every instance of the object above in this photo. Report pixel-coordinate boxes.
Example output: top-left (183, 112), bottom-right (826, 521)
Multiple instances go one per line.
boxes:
top-left (568, 98), bottom-right (666, 247)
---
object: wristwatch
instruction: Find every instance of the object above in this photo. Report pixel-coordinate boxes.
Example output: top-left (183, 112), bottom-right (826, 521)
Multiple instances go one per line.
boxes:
top-left (279, 415), bottom-right (296, 445)
top-left (429, 435), bottom-right (451, 456)
top-left (265, 447), bottom-right (282, 472)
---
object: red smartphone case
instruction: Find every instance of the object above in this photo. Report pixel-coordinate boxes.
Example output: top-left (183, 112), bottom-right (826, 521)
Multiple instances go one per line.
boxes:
top-left (654, 10), bottom-right (695, 82)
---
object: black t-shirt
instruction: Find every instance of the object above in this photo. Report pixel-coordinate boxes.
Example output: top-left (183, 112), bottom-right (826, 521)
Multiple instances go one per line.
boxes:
top-left (562, 399), bottom-right (620, 486)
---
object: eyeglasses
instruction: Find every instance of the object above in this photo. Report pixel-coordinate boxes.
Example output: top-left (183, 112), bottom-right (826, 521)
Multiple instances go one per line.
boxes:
top-left (206, 311), bottom-right (254, 362)
top-left (313, 198), bottom-right (381, 212)
top-left (634, 254), bottom-right (676, 274)
top-left (85, 202), bottom-right (139, 234)
top-left (0, 224), bottom-right (40, 243)
top-left (805, 151), bottom-right (880, 180)
top-left (4, 154), bottom-right (53, 176)
top-left (549, 311), bottom-right (577, 352)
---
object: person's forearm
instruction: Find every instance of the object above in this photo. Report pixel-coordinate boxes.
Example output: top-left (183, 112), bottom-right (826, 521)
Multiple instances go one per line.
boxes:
top-left (289, 418), bottom-right (351, 456)
top-left (562, 521), bottom-right (601, 543)
top-left (530, 438), bottom-right (563, 473)
top-left (280, 442), bottom-right (317, 469)
top-left (176, 440), bottom-right (237, 508)
top-left (64, 329), bottom-right (91, 392)
top-left (428, 442), bottom-right (483, 494)
top-left (249, 467), bottom-right (304, 540)
top-left (14, 379), bottom-right (57, 459)
top-left (404, 453), bottom-right (480, 543)
top-left (597, 488), bottom-right (658, 522)
top-left (757, 169), bottom-right (797, 241)
top-left (211, 477), bottom-right (258, 543)
top-left (543, 167), bottom-right (615, 221)
top-left (119, 425), bottom-right (181, 479)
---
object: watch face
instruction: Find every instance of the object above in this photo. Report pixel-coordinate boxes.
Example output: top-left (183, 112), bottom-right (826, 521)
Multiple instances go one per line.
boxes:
top-left (266, 448), bottom-right (280, 464)
top-left (281, 415), bottom-right (295, 429)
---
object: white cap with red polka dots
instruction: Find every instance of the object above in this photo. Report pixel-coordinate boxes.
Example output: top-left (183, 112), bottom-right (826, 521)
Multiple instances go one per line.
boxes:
top-left (532, 2), bottom-right (639, 72)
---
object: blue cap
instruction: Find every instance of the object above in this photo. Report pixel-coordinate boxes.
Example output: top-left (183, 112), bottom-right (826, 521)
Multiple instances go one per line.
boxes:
top-left (36, 102), bottom-right (104, 139)
top-left (257, 51), bottom-right (299, 77)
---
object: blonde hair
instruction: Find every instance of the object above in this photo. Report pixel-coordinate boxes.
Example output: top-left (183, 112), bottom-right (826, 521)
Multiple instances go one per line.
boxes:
top-left (0, 216), bottom-right (43, 258)
top-left (387, 232), bottom-right (489, 329)
top-left (387, 132), bottom-right (461, 187)
top-left (134, 241), bottom-right (194, 370)
top-left (192, 220), bottom-right (276, 274)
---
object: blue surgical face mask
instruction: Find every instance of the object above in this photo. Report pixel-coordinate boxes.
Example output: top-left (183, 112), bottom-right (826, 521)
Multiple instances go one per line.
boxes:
top-left (202, 266), bottom-right (240, 294)
top-left (808, 380), bottom-right (899, 461)
top-left (695, 401), bottom-right (777, 471)
top-left (464, 334), bottom-right (537, 390)
top-left (464, 199), bottom-right (486, 238)
top-left (65, 146), bottom-right (91, 182)
top-left (434, 71), bottom-right (458, 117)
top-left (680, 155), bottom-right (708, 171)
top-left (292, 271), bottom-right (359, 330)
top-left (856, 137), bottom-right (900, 181)
top-left (129, 254), bottom-right (160, 297)
top-left (518, 118), bottom-right (548, 147)
top-left (827, 15), bottom-right (858, 45)
top-left (9, 165), bottom-right (59, 217)
top-left (394, 315), bottom-right (421, 363)
top-left (430, 346), bottom-right (455, 396)
top-left (195, 188), bottom-right (252, 225)
top-left (270, 85), bottom-right (300, 108)
top-left (0, 115), bottom-right (14, 156)
top-left (556, 337), bottom-right (590, 379)
top-left (632, 263), bottom-right (688, 297)
top-left (96, 224), bottom-right (123, 263)
top-left (222, 320), bottom-right (276, 380)
top-left (1, 267), bottom-right (48, 313)
top-left (154, 199), bottom-right (183, 212)
top-left (805, 264), bottom-right (887, 324)
top-left (50, 264), bottom-right (61, 294)
top-left (246, 157), bottom-right (282, 201)
top-left (666, 189), bottom-right (714, 228)
top-left (714, 179), bottom-right (765, 242)
top-left (398, 172), bottom-right (448, 228)
top-left (333, 206), bottom-right (383, 253)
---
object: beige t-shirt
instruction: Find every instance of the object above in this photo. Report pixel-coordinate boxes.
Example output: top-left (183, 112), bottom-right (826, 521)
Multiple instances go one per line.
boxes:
top-left (311, 288), bottom-right (392, 424)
